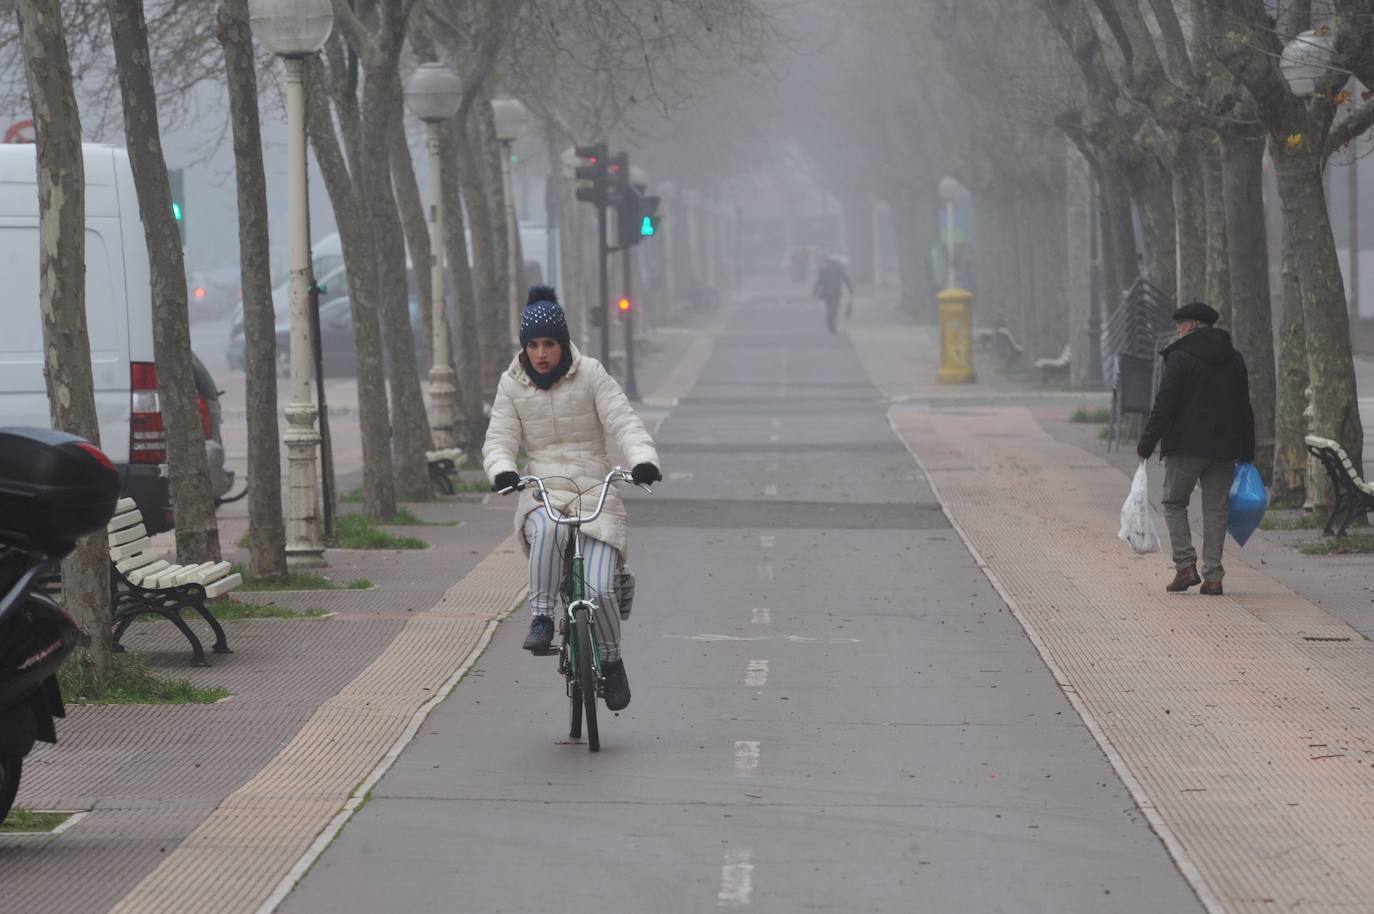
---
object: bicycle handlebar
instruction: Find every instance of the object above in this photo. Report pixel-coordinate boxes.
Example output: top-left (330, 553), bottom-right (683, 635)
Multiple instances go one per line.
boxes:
top-left (497, 467), bottom-right (651, 526)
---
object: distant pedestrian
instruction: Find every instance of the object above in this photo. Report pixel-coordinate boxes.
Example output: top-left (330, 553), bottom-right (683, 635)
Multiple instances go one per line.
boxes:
top-left (813, 254), bottom-right (853, 333)
top-left (1136, 302), bottom-right (1255, 596)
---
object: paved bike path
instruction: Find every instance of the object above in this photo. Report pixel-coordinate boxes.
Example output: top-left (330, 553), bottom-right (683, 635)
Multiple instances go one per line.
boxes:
top-left (277, 293), bottom-right (1202, 913)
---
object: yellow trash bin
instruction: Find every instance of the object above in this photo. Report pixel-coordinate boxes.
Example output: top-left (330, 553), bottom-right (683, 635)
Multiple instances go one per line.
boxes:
top-left (937, 287), bottom-right (976, 384)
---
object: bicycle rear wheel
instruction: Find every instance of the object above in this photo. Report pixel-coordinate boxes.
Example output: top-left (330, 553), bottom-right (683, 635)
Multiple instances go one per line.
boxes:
top-left (575, 610), bottom-right (599, 752)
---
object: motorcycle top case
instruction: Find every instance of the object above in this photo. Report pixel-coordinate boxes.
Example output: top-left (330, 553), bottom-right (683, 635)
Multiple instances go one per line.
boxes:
top-left (0, 427), bottom-right (120, 549)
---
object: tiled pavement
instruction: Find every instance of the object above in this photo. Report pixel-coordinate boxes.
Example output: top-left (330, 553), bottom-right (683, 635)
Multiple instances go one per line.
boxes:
top-left (848, 301), bottom-right (1374, 913)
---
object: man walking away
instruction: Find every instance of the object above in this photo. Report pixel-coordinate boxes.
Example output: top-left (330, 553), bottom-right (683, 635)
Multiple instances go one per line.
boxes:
top-left (813, 254), bottom-right (853, 334)
top-left (1136, 302), bottom-right (1255, 596)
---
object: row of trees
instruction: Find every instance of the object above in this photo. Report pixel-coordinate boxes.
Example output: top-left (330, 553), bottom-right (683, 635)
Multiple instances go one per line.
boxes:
top-left (784, 0), bottom-right (1367, 508)
top-left (14, 0), bottom-right (769, 673)
top-left (937, 0), bottom-right (1372, 507)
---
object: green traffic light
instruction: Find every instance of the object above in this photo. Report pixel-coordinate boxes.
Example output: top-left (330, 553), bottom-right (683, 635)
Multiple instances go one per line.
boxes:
top-left (640, 216), bottom-right (654, 237)
top-left (172, 201), bottom-right (183, 221)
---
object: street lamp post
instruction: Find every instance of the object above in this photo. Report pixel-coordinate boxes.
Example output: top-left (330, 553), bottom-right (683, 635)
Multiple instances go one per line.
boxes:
top-left (491, 97), bottom-right (529, 345)
top-left (937, 176), bottom-right (970, 290)
top-left (249, 0), bottom-right (333, 567)
top-left (403, 62), bottom-right (463, 449)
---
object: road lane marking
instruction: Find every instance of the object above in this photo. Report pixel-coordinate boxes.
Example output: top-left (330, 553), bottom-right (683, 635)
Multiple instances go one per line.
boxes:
top-left (763, 484), bottom-right (778, 497)
top-left (756, 564), bottom-right (774, 582)
top-left (669, 471), bottom-right (695, 482)
top-left (759, 535), bottom-right (774, 548)
top-left (745, 660), bottom-right (769, 687)
top-left (717, 850), bottom-right (754, 906)
top-left (734, 740), bottom-right (760, 773)
top-left (752, 607), bottom-right (771, 624)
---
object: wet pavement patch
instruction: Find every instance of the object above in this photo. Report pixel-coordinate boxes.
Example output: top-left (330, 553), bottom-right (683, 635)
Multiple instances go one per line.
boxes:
top-left (626, 498), bottom-right (949, 530)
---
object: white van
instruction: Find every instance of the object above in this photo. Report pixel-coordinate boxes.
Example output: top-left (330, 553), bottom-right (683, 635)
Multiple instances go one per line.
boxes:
top-left (0, 144), bottom-right (179, 532)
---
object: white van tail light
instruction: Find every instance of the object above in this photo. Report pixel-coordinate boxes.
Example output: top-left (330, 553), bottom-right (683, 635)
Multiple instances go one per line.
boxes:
top-left (130, 361), bottom-right (165, 464)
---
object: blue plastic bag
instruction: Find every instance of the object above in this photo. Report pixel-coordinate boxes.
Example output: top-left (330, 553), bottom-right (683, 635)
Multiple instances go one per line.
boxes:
top-left (1228, 462), bottom-right (1268, 546)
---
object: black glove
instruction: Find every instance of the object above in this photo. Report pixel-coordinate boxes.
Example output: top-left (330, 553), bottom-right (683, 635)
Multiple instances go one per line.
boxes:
top-left (492, 471), bottom-right (520, 492)
top-left (631, 463), bottom-right (662, 485)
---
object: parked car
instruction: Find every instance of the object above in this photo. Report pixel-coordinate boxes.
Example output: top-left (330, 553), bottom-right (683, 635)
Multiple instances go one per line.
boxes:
top-left (0, 144), bottom-right (228, 534)
top-left (191, 353), bottom-right (235, 502)
top-left (283, 293), bottom-right (429, 377)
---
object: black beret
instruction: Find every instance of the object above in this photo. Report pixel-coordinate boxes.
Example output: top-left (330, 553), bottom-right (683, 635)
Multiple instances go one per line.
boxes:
top-left (1172, 301), bottom-right (1219, 324)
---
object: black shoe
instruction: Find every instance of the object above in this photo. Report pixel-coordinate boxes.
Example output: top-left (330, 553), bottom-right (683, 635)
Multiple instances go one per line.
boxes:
top-left (1166, 564), bottom-right (1202, 593)
top-left (523, 616), bottom-right (554, 652)
top-left (602, 658), bottom-right (631, 710)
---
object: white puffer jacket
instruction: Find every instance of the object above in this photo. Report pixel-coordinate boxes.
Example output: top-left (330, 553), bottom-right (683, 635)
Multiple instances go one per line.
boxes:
top-left (483, 345), bottom-right (659, 557)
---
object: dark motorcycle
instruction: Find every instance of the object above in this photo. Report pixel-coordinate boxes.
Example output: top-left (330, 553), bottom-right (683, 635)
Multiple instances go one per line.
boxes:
top-left (0, 428), bottom-right (120, 823)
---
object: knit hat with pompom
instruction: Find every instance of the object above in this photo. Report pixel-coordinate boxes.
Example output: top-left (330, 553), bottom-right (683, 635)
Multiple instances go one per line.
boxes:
top-left (518, 285), bottom-right (570, 347)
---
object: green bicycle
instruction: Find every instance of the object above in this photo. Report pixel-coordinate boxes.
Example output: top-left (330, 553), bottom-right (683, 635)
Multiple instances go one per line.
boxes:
top-left (501, 468), bottom-right (649, 752)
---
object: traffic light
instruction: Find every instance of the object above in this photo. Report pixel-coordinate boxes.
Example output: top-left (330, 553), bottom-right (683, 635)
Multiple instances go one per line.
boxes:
top-left (573, 143), bottom-right (608, 208)
top-left (639, 195), bottom-right (660, 238)
top-left (168, 166), bottom-right (185, 245)
top-left (617, 188), bottom-right (660, 249)
top-left (617, 296), bottom-right (631, 314)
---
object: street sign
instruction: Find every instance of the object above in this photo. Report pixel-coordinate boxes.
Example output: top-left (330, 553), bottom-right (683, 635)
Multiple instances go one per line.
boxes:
top-left (3, 120), bottom-right (34, 144)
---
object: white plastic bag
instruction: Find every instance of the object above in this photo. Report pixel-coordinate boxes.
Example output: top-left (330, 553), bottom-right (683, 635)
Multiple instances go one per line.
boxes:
top-left (1118, 464), bottom-right (1161, 554)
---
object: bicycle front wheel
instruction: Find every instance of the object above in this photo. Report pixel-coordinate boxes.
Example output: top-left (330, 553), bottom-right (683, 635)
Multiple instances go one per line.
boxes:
top-left (575, 611), bottom-right (599, 752)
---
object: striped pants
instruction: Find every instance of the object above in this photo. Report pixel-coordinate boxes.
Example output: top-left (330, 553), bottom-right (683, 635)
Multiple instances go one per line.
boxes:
top-left (523, 510), bottom-right (623, 661)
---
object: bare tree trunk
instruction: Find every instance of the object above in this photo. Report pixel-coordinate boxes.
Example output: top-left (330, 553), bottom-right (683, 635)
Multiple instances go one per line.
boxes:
top-left (305, 60), bottom-right (397, 519)
top-left (439, 118), bottom-right (487, 456)
top-left (391, 126), bottom-right (434, 368)
top-left (458, 110), bottom-right (505, 394)
top-left (1222, 128), bottom-right (1276, 481)
top-left (477, 97), bottom-right (513, 346)
top-left (1134, 173), bottom-right (1177, 300)
top-left (1099, 164), bottom-right (1137, 311)
top-left (1174, 135), bottom-right (1208, 307)
top-left (1272, 150), bottom-right (1364, 494)
top-left (366, 74), bottom-right (431, 501)
top-left (19, 0), bottom-right (113, 673)
top-left (1273, 225), bottom-right (1310, 506)
top-left (216, 0), bottom-right (285, 579)
top-left (1200, 135), bottom-right (1232, 324)
top-left (106, 0), bottom-right (220, 563)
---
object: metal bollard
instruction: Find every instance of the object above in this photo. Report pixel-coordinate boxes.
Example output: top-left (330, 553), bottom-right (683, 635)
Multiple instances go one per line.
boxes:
top-left (937, 287), bottom-right (976, 384)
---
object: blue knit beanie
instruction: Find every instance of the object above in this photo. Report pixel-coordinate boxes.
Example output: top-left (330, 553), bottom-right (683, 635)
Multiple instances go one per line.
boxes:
top-left (519, 286), bottom-right (570, 347)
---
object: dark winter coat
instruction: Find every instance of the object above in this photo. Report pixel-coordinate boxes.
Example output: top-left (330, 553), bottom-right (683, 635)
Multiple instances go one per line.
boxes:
top-left (813, 261), bottom-right (853, 302)
top-left (1136, 326), bottom-right (1256, 462)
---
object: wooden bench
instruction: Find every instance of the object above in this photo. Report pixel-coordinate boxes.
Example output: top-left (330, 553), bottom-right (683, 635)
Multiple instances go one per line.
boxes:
top-left (1034, 342), bottom-right (1071, 384)
top-left (108, 498), bottom-right (240, 665)
top-left (426, 447), bottom-right (466, 496)
top-left (1304, 435), bottom-right (1374, 537)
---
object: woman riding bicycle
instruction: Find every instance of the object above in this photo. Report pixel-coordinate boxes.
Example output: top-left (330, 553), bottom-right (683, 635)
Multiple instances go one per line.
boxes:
top-left (483, 286), bottom-right (661, 711)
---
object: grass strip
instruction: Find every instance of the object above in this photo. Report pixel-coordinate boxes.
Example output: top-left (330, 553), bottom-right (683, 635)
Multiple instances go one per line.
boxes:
top-left (202, 597), bottom-right (329, 620)
top-left (1260, 513), bottom-right (1325, 531)
top-left (0, 809), bottom-right (73, 833)
top-left (58, 656), bottom-right (229, 705)
top-left (1070, 407), bottom-right (1110, 424)
top-left (326, 514), bottom-right (428, 550)
top-left (1301, 534), bottom-right (1374, 555)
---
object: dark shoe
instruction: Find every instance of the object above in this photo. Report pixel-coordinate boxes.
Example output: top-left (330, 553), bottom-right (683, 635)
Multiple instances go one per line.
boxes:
top-left (602, 658), bottom-right (631, 711)
top-left (1200, 581), bottom-right (1224, 596)
top-left (1166, 565), bottom-right (1202, 593)
top-left (523, 615), bottom-right (554, 652)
